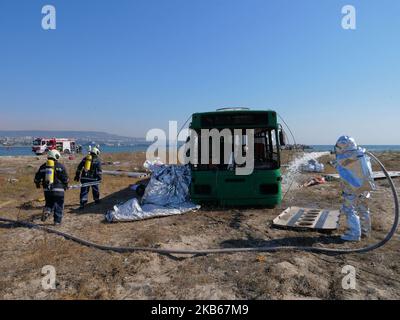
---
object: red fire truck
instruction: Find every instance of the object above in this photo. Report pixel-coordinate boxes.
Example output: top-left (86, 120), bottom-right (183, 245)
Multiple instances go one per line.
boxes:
top-left (32, 138), bottom-right (79, 155)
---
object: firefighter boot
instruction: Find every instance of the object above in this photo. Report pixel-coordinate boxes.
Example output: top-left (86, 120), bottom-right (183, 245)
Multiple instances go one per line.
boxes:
top-left (41, 207), bottom-right (51, 222)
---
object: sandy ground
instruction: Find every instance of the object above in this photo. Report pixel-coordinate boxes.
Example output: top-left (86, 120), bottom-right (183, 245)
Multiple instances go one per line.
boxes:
top-left (0, 151), bottom-right (399, 300)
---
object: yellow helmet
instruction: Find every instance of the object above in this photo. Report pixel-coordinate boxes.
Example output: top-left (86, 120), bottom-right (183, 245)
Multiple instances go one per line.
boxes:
top-left (47, 149), bottom-right (61, 160)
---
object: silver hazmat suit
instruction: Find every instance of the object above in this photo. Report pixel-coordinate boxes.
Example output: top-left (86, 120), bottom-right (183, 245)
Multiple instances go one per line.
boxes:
top-left (333, 136), bottom-right (375, 241)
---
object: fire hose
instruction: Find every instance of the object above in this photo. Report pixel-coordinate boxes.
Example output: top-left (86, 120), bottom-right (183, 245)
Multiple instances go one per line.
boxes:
top-left (0, 152), bottom-right (398, 255)
top-left (68, 181), bottom-right (101, 190)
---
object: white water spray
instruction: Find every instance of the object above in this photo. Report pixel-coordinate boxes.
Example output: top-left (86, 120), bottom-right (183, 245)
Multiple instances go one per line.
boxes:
top-left (282, 152), bottom-right (329, 191)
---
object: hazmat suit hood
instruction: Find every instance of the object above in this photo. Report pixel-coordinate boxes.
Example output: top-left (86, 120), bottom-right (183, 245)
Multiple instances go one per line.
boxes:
top-left (335, 135), bottom-right (358, 155)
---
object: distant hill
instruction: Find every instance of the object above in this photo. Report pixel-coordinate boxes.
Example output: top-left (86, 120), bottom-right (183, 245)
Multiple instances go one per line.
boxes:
top-left (0, 130), bottom-right (136, 140)
top-left (0, 130), bottom-right (146, 146)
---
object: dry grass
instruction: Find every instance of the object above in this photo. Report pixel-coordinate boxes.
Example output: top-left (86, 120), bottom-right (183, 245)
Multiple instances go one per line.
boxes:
top-left (0, 151), bottom-right (400, 300)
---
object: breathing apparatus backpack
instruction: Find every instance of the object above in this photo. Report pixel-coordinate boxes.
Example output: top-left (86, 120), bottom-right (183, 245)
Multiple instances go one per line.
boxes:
top-left (45, 159), bottom-right (55, 187)
top-left (84, 154), bottom-right (93, 172)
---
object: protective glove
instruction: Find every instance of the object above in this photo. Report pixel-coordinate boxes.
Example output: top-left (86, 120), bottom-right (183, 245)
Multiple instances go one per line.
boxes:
top-left (35, 182), bottom-right (41, 189)
top-left (74, 174), bottom-right (80, 182)
top-left (64, 184), bottom-right (68, 191)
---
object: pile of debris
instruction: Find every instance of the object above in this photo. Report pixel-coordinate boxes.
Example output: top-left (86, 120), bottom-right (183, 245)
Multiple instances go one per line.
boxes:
top-left (300, 159), bottom-right (325, 173)
top-left (300, 176), bottom-right (326, 188)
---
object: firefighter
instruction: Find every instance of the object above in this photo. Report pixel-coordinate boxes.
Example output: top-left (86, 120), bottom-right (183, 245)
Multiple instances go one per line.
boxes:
top-left (331, 136), bottom-right (376, 241)
top-left (74, 146), bottom-right (102, 209)
top-left (34, 150), bottom-right (69, 225)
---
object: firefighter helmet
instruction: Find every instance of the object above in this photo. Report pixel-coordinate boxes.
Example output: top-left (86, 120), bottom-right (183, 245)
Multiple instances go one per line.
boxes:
top-left (47, 149), bottom-right (61, 161)
top-left (91, 147), bottom-right (100, 156)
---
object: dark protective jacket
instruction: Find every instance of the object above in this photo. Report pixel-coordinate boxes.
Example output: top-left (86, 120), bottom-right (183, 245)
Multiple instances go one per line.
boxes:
top-left (34, 162), bottom-right (69, 197)
top-left (76, 155), bottom-right (102, 182)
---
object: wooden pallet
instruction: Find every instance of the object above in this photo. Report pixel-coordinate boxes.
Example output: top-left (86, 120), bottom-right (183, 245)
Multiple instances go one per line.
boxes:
top-left (325, 171), bottom-right (400, 180)
top-left (273, 207), bottom-right (340, 231)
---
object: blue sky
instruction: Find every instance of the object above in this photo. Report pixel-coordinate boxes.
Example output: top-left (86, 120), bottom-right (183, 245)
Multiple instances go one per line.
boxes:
top-left (0, 0), bottom-right (399, 144)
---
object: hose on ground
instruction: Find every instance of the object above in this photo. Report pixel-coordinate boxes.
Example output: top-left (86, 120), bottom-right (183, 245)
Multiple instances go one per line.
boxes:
top-left (0, 152), bottom-right (398, 255)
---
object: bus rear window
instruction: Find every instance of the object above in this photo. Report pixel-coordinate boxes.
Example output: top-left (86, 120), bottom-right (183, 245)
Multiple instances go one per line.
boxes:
top-left (200, 113), bottom-right (269, 127)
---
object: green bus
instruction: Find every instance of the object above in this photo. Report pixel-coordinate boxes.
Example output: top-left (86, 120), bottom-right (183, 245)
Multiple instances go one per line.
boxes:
top-left (188, 108), bottom-right (284, 207)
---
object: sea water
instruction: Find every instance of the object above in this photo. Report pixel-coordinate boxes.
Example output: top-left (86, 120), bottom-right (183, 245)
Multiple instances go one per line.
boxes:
top-left (1, 144), bottom-right (400, 157)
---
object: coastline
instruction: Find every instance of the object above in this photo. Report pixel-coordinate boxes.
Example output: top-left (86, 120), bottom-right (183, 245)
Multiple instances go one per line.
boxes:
top-left (2, 144), bottom-right (400, 157)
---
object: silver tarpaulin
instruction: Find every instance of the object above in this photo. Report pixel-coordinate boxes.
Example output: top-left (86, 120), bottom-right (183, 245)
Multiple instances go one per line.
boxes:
top-left (105, 198), bottom-right (200, 222)
top-left (105, 163), bottom-right (200, 222)
top-left (142, 164), bottom-right (192, 206)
